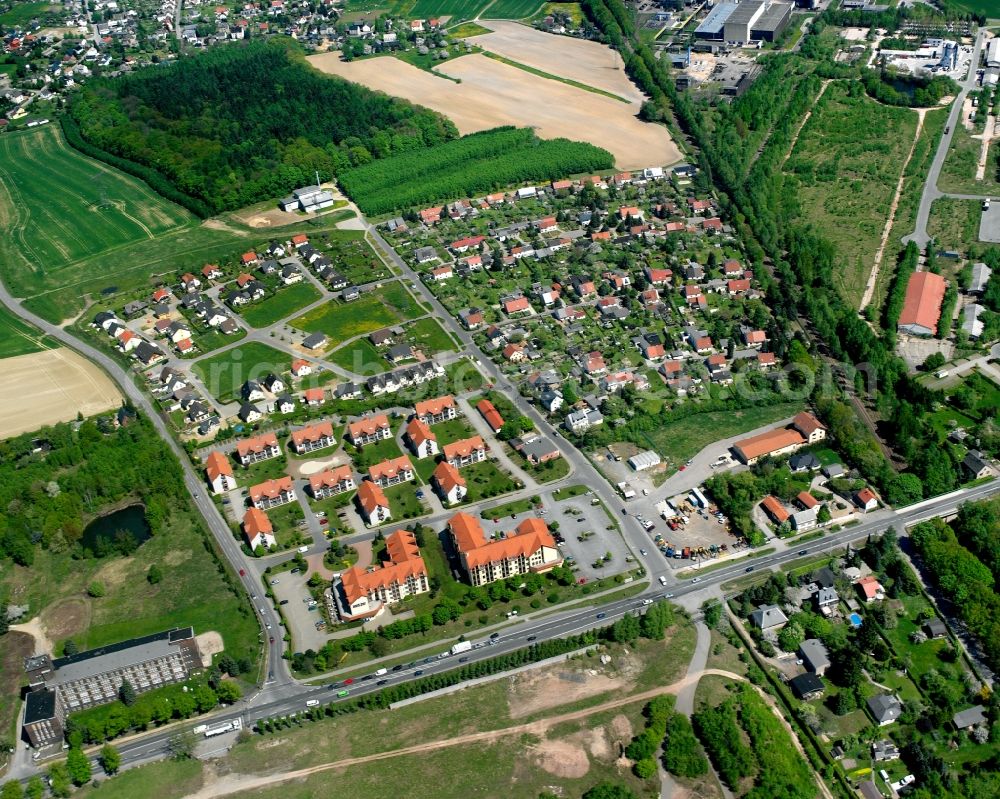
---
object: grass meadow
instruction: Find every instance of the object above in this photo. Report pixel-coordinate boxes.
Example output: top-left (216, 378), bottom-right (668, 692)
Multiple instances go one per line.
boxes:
top-left (0, 305), bottom-right (57, 357)
top-left (783, 83), bottom-right (918, 306)
top-left (291, 282), bottom-right (424, 345)
top-left (191, 342), bottom-right (291, 402)
top-left (240, 281), bottom-right (323, 328)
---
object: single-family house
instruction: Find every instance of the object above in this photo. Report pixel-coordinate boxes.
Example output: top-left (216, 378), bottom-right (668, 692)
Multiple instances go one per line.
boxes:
top-left (242, 508), bottom-right (276, 551)
top-left (204, 451), bottom-right (236, 494)
top-left (357, 480), bottom-right (391, 526)
top-left (433, 461), bottom-right (467, 505)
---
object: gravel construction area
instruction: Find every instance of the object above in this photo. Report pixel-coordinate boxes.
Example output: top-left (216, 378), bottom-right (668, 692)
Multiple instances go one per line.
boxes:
top-left (0, 348), bottom-right (121, 437)
top-left (309, 52), bottom-right (680, 171)
top-left (469, 19), bottom-right (644, 104)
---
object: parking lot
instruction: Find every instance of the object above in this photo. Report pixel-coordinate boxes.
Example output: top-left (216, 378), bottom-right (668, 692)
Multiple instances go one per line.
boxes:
top-left (480, 490), bottom-right (633, 583)
top-left (643, 493), bottom-right (746, 571)
top-left (979, 202), bottom-right (1000, 243)
top-left (270, 570), bottom-right (326, 651)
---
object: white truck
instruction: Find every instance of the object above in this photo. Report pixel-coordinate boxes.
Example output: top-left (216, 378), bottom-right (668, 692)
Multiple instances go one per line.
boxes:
top-left (451, 640), bottom-right (473, 656)
top-left (374, 667), bottom-right (388, 676)
top-left (203, 718), bottom-right (242, 738)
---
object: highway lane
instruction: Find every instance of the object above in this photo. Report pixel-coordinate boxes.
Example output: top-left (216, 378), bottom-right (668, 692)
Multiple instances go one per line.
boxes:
top-left (97, 474), bottom-right (999, 774)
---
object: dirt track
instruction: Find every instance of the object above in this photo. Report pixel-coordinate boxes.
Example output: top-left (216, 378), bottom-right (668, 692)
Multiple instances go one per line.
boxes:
top-left (309, 52), bottom-right (680, 170)
top-left (0, 348), bottom-right (121, 438)
top-left (469, 20), bottom-right (643, 104)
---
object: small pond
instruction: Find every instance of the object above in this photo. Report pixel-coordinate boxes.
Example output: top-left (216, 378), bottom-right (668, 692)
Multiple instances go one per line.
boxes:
top-left (81, 505), bottom-right (151, 556)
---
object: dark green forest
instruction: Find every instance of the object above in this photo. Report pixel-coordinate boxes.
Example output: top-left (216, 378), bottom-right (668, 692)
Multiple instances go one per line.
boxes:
top-left (339, 127), bottom-right (614, 215)
top-left (67, 41), bottom-right (457, 215)
top-left (0, 413), bottom-right (187, 566)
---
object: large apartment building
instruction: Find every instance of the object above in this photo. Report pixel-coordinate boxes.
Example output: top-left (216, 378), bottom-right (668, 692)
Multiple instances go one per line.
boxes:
top-left (308, 465), bottom-right (356, 499)
top-left (24, 628), bottom-right (202, 721)
top-left (334, 530), bottom-right (429, 621)
top-left (414, 394), bottom-right (457, 424)
top-left (234, 432), bottom-right (281, 465)
top-left (347, 414), bottom-right (393, 447)
top-left (447, 512), bottom-right (562, 587)
top-left (290, 420), bottom-right (336, 454)
top-left (248, 476), bottom-right (296, 510)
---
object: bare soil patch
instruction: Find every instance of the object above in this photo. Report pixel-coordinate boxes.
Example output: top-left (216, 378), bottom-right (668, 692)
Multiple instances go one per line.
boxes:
top-left (40, 597), bottom-right (91, 644)
top-left (468, 20), bottom-right (643, 103)
top-left (534, 737), bottom-right (591, 778)
top-left (0, 348), bottom-right (121, 438)
top-left (94, 555), bottom-right (135, 591)
top-left (308, 52), bottom-right (680, 170)
top-left (506, 652), bottom-right (639, 719)
top-left (196, 631), bottom-right (225, 667)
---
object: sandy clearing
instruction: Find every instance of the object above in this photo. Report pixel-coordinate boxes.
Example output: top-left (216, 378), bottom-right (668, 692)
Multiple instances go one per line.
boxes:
top-left (196, 631), bottom-right (225, 667)
top-left (308, 52), bottom-right (680, 170)
top-left (534, 737), bottom-right (590, 778)
top-left (8, 617), bottom-right (55, 657)
top-left (0, 348), bottom-right (121, 438)
top-left (469, 20), bottom-right (643, 104)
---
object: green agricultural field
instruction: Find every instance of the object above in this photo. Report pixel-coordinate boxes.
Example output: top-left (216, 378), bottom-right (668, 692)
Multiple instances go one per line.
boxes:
top-left (643, 402), bottom-right (803, 466)
top-left (406, 0), bottom-right (493, 21)
top-left (0, 305), bottom-right (57, 357)
top-left (191, 342), bottom-right (290, 402)
top-left (783, 83), bottom-right (918, 305)
top-left (484, 0), bottom-right (545, 18)
top-left (927, 197), bottom-right (982, 255)
top-left (0, 1), bottom-right (58, 26)
top-left (0, 125), bottom-right (193, 296)
top-left (291, 282), bottom-right (423, 345)
top-left (240, 281), bottom-right (322, 328)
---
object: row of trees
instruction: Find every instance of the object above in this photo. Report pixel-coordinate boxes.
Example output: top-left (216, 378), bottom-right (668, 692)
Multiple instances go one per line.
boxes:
top-left (68, 41), bottom-right (457, 214)
top-left (65, 673), bottom-right (242, 744)
top-left (340, 128), bottom-right (614, 215)
top-left (882, 241), bottom-right (920, 337)
top-left (291, 564), bottom-right (589, 674)
top-left (624, 695), bottom-right (708, 781)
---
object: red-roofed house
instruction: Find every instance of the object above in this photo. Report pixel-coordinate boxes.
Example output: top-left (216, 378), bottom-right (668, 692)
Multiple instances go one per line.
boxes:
top-left (448, 513), bottom-right (562, 587)
top-left (433, 461), bottom-right (467, 505)
top-left (202, 263), bottom-right (222, 280)
top-left (854, 488), bottom-right (878, 513)
top-left (645, 266), bottom-right (672, 285)
top-left (369, 455), bottom-right (415, 487)
top-left (347, 414), bottom-right (392, 447)
top-left (241, 251), bottom-right (258, 266)
top-left (405, 418), bottom-right (439, 459)
top-left (242, 508), bottom-right (276, 551)
top-left (898, 271), bottom-right (946, 337)
top-left (503, 296), bottom-right (531, 315)
top-left (303, 387), bottom-right (325, 406)
top-left (797, 491), bottom-right (819, 510)
top-left (356, 480), bottom-right (391, 526)
top-left (235, 432), bottom-right (281, 465)
top-left (415, 395), bottom-right (457, 424)
top-left (248, 476), bottom-right (296, 510)
top-left (856, 574), bottom-right (884, 603)
top-left (205, 452), bottom-right (236, 494)
top-left (309, 465), bottom-right (356, 499)
top-left (727, 279), bottom-right (751, 295)
top-left (290, 421), bottom-right (335, 454)
top-left (444, 436), bottom-right (487, 469)
top-left (291, 359), bottom-right (312, 377)
top-left (336, 529), bottom-right (429, 620)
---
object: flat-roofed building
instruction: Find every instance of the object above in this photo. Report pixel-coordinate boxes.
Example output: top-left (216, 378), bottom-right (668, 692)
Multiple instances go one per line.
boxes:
top-left (695, 1), bottom-right (736, 40)
top-left (23, 688), bottom-right (63, 747)
top-left (24, 629), bottom-right (201, 715)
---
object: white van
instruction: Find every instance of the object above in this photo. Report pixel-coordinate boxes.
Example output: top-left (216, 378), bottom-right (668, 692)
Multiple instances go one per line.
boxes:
top-left (305, 699), bottom-right (320, 708)
top-left (658, 575), bottom-right (668, 586)
top-left (374, 667), bottom-right (388, 676)
top-left (297, 545), bottom-right (309, 553)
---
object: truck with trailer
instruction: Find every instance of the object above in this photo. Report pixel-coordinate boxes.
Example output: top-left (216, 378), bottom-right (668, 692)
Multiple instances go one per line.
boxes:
top-left (451, 641), bottom-right (473, 655)
top-left (203, 718), bottom-right (242, 738)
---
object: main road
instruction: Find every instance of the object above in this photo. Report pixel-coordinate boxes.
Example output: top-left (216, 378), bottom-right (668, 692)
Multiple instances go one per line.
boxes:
top-left (2, 196), bottom-right (999, 781)
top-left (90, 473), bottom-right (1000, 774)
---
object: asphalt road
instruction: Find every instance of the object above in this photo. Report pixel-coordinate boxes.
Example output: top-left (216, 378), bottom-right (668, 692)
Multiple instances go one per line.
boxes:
top-left (95, 472), bottom-right (999, 774)
top-left (906, 29), bottom-right (987, 248)
top-left (0, 287), bottom-right (292, 689)
top-left (2, 184), bottom-right (999, 782)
